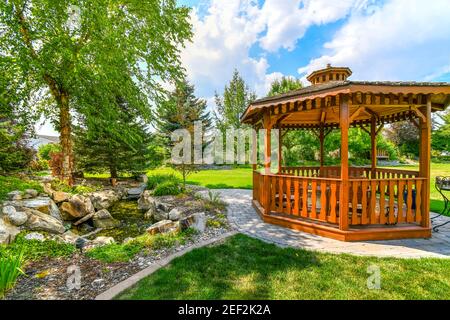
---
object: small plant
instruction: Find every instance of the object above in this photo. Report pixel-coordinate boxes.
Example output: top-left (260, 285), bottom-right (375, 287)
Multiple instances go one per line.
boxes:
top-left (0, 248), bottom-right (25, 298)
top-left (86, 243), bottom-right (143, 263)
top-left (203, 190), bottom-right (226, 212)
top-left (153, 180), bottom-right (182, 196)
top-left (146, 173), bottom-right (181, 190)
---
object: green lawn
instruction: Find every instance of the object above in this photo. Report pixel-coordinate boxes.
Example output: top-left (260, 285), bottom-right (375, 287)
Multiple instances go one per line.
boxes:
top-left (0, 175), bottom-right (43, 201)
top-left (147, 167), bottom-right (253, 189)
top-left (116, 234), bottom-right (450, 300)
top-left (148, 163), bottom-right (450, 214)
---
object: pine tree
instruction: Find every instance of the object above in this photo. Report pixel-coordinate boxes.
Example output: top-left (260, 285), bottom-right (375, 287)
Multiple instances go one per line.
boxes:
top-left (155, 78), bottom-right (212, 187)
top-left (74, 97), bottom-right (162, 179)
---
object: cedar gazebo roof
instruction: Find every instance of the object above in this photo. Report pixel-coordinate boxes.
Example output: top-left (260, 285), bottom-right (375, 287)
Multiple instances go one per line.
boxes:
top-left (241, 66), bottom-right (450, 130)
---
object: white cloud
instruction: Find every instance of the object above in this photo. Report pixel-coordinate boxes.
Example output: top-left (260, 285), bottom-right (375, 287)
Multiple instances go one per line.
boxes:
top-left (298, 0), bottom-right (450, 82)
top-left (258, 0), bottom-right (365, 52)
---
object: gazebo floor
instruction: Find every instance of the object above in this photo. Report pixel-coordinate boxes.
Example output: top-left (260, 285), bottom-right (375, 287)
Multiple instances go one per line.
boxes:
top-left (253, 200), bottom-right (431, 242)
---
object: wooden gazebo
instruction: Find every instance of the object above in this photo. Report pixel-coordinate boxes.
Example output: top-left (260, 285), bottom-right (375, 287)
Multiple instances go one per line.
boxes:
top-left (241, 65), bottom-right (450, 241)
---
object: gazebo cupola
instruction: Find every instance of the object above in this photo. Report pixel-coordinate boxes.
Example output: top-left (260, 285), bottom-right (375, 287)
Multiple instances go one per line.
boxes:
top-left (307, 64), bottom-right (352, 85)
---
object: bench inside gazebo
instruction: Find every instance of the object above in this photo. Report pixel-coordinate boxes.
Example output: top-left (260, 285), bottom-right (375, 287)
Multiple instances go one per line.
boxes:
top-left (241, 65), bottom-right (450, 241)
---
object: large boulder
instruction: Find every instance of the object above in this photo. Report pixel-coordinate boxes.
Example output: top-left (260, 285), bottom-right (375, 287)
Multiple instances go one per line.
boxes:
top-left (127, 183), bottom-right (146, 200)
top-left (0, 219), bottom-right (20, 244)
top-left (48, 200), bottom-right (63, 221)
top-left (180, 212), bottom-right (206, 233)
top-left (146, 220), bottom-right (179, 235)
top-left (52, 191), bottom-right (70, 203)
top-left (4, 196), bottom-right (55, 214)
top-left (92, 209), bottom-right (120, 229)
top-left (137, 190), bottom-right (156, 211)
top-left (24, 208), bottom-right (66, 234)
top-left (60, 194), bottom-right (95, 220)
top-left (2, 205), bottom-right (28, 226)
top-left (89, 190), bottom-right (120, 210)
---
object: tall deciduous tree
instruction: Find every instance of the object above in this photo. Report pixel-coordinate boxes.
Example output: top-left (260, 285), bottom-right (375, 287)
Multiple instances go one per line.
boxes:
top-left (0, 0), bottom-right (192, 184)
top-left (432, 111), bottom-right (450, 154)
top-left (155, 78), bottom-right (212, 187)
top-left (214, 69), bottom-right (256, 132)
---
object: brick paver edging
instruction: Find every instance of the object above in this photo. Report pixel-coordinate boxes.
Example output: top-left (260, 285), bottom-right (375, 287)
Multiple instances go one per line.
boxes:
top-left (95, 230), bottom-right (238, 300)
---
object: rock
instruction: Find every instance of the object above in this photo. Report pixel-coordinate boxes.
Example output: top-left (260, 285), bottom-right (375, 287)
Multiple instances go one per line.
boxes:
top-left (48, 200), bottom-right (63, 221)
top-left (7, 190), bottom-right (23, 201)
top-left (153, 209), bottom-right (169, 222)
top-left (43, 183), bottom-right (55, 196)
top-left (61, 231), bottom-right (80, 244)
top-left (24, 208), bottom-right (66, 234)
top-left (73, 212), bottom-right (95, 226)
top-left (137, 190), bottom-right (156, 211)
top-left (127, 183), bottom-right (146, 199)
top-left (123, 237), bottom-right (134, 244)
top-left (139, 174), bottom-right (148, 183)
top-left (2, 205), bottom-right (28, 226)
top-left (180, 212), bottom-right (206, 233)
top-left (92, 236), bottom-right (115, 246)
top-left (168, 208), bottom-right (182, 221)
top-left (4, 196), bottom-right (54, 214)
top-left (79, 223), bottom-right (95, 233)
top-left (144, 208), bottom-right (154, 220)
top-left (52, 191), bottom-right (69, 203)
top-left (146, 220), bottom-right (179, 235)
top-left (156, 201), bottom-right (173, 212)
top-left (89, 190), bottom-right (120, 210)
top-left (60, 195), bottom-right (95, 220)
top-left (24, 232), bottom-right (45, 241)
top-left (0, 219), bottom-right (20, 244)
top-left (92, 278), bottom-right (105, 289)
top-left (25, 189), bottom-right (39, 198)
top-left (92, 209), bottom-right (120, 229)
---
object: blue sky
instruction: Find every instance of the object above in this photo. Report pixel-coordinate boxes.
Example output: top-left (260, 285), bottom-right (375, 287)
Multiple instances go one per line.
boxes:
top-left (37, 0), bottom-right (450, 135)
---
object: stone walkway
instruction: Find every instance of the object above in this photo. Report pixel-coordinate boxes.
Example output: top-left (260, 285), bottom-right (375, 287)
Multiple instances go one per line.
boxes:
top-left (208, 189), bottom-right (450, 259)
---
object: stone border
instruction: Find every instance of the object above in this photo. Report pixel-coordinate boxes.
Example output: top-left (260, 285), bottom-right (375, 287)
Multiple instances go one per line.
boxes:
top-left (95, 230), bottom-right (238, 300)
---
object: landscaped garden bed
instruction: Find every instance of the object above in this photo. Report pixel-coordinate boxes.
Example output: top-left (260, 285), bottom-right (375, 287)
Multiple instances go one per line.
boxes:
top-left (0, 173), bottom-right (231, 300)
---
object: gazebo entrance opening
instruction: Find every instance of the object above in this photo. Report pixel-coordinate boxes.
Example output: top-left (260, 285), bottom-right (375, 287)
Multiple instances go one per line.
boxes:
top-left (242, 65), bottom-right (450, 241)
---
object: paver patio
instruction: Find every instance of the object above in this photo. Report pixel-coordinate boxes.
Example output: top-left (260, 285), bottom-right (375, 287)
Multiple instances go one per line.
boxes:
top-left (202, 189), bottom-right (450, 258)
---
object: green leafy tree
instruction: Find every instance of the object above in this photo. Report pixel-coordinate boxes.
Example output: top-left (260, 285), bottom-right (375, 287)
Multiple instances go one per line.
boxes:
top-left (385, 121), bottom-right (420, 158)
top-left (432, 110), bottom-right (450, 154)
top-left (38, 143), bottom-right (61, 161)
top-left (155, 78), bottom-right (212, 188)
top-left (0, 0), bottom-right (192, 184)
top-left (74, 97), bottom-right (161, 179)
top-left (214, 69), bottom-right (256, 132)
top-left (268, 76), bottom-right (303, 97)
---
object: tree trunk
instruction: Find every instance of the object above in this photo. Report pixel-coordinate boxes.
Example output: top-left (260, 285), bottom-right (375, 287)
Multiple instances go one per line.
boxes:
top-left (59, 92), bottom-right (74, 186)
top-left (110, 165), bottom-right (118, 179)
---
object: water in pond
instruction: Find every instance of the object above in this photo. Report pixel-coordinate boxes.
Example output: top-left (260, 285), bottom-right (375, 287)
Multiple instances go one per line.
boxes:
top-left (72, 200), bottom-right (154, 243)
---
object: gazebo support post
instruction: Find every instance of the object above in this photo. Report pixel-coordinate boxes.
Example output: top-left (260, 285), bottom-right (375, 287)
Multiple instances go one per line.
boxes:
top-left (419, 95), bottom-right (432, 228)
top-left (251, 128), bottom-right (257, 171)
top-left (339, 95), bottom-right (350, 231)
top-left (262, 109), bottom-right (272, 213)
top-left (370, 116), bottom-right (377, 179)
top-left (319, 125), bottom-right (325, 170)
top-left (278, 128), bottom-right (282, 173)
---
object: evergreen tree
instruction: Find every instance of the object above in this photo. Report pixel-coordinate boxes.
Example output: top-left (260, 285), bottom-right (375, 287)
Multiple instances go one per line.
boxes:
top-left (155, 78), bottom-right (212, 187)
top-left (74, 97), bottom-right (162, 179)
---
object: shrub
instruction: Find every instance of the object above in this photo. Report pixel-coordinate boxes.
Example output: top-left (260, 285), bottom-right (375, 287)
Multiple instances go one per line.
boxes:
top-left (0, 176), bottom-right (43, 201)
top-left (153, 180), bottom-right (182, 196)
top-left (0, 248), bottom-right (25, 298)
top-left (38, 143), bottom-right (61, 161)
top-left (146, 173), bottom-right (180, 190)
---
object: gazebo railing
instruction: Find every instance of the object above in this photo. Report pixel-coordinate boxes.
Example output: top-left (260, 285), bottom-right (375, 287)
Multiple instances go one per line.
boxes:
top-left (253, 170), bottom-right (426, 227)
top-left (280, 166), bottom-right (418, 179)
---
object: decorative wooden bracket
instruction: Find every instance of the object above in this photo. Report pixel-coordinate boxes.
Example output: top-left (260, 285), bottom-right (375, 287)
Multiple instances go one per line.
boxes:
top-left (410, 106), bottom-right (427, 123)
top-left (359, 125), bottom-right (370, 135)
top-left (375, 123), bottom-right (384, 136)
top-left (349, 106), bottom-right (366, 123)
